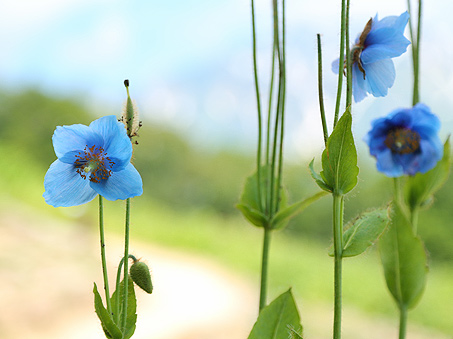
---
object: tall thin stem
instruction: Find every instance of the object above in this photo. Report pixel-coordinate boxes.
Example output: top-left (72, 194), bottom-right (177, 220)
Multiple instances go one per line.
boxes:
top-left (259, 227), bottom-right (272, 311)
top-left (275, 0), bottom-right (286, 212)
top-left (121, 198), bottom-right (131, 330)
top-left (317, 34), bottom-right (329, 146)
top-left (345, 0), bottom-right (352, 108)
top-left (98, 195), bottom-right (112, 314)
top-left (333, 0), bottom-right (347, 128)
top-left (333, 194), bottom-right (344, 339)
top-left (251, 0), bottom-right (264, 212)
top-left (407, 0), bottom-right (422, 105)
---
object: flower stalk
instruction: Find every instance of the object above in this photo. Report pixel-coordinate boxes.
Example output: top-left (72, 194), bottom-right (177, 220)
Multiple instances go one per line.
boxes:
top-left (333, 194), bottom-right (344, 339)
top-left (98, 195), bottom-right (112, 314)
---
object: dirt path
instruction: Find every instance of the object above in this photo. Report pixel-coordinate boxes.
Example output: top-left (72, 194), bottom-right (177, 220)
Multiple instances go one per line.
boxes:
top-left (0, 202), bottom-right (450, 339)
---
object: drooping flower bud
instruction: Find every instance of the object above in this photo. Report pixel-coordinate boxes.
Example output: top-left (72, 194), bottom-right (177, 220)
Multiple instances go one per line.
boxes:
top-left (129, 259), bottom-right (153, 294)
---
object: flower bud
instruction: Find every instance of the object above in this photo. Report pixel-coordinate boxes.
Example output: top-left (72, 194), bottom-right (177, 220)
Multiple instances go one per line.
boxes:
top-left (130, 260), bottom-right (153, 294)
top-left (122, 79), bottom-right (141, 141)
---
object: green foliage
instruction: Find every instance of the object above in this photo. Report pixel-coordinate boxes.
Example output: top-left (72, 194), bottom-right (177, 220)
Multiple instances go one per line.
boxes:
top-left (405, 138), bottom-right (451, 212)
top-left (248, 289), bottom-right (302, 339)
top-left (236, 165), bottom-right (288, 228)
top-left (309, 159), bottom-right (332, 192)
top-left (271, 191), bottom-right (328, 230)
top-left (93, 283), bottom-right (122, 339)
top-left (93, 278), bottom-right (137, 339)
top-left (379, 203), bottom-right (428, 310)
top-left (111, 278), bottom-right (137, 338)
top-left (320, 109), bottom-right (359, 195)
top-left (328, 208), bottom-right (389, 257)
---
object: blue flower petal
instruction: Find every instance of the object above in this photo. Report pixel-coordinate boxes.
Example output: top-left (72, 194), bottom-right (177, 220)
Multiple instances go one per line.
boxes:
top-left (361, 32), bottom-right (410, 64)
top-left (53, 124), bottom-right (104, 159)
top-left (410, 103), bottom-right (441, 138)
top-left (90, 163), bottom-right (143, 201)
top-left (331, 58), bottom-right (341, 75)
top-left (43, 160), bottom-right (98, 207)
top-left (363, 59), bottom-right (395, 97)
top-left (362, 12), bottom-right (410, 64)
top-left (375, 148), bottom-right (403, 177)
top-left (417, 139), bottom-right (443, 173)
top-left (352, 63), bottom-right (368, 102)
top-left (89, 116), bottom-right (132, 170)
top-left (370, 12), bottom-right (409, 33)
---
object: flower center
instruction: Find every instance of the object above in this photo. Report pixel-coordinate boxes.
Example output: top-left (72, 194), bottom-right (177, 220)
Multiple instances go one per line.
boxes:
top-left (74, 145), bottom-right (115, 183)
top-left (384, 128), bottom-right (421, 154)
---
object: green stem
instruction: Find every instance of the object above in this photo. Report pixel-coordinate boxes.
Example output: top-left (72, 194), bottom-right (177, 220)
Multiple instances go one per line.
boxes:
top-left (115, 254), bottom-right (137, 324)
top-left (399, 306), bottom-right (408, 339)
top-left (251, 0), bottom-right (264, 212)
top-left (259, 227), bottom-right (272, 311)
top-left (333, 194), bottom-right (344, 339)
top-left (407, 0), bottom-right (422, 105)
top-left (121, 198), bottom-right (131, 330)
top-left (98, 195), bottom-right (112, 314)
top-left (269, 0), bottom-right (282, 215)
top-left (345, 0), bottom-right (352, 108)
top-left (393, 177), bottom-right (403, 207)
top-left (333, 0), bottom-right (347, 128)
top-left (266, 42), bottom-right (277, 167)
top-left (275, 0), bottom-right (286, 213)
top-left (317, 34), bottom-right (329, 146)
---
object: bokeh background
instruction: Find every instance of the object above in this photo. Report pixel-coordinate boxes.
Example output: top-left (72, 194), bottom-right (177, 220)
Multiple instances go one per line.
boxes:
top-left (1, 0), bottom-right (452, 338)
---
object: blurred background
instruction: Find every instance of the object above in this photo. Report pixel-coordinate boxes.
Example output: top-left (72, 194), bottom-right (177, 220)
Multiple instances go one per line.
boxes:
top-left (0, 0), bottom-right (452, 338)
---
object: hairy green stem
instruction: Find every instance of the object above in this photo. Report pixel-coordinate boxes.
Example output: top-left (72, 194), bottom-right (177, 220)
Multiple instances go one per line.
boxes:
top-left (333, 194), bottom-right (344, 339)
top-left (98, 195), bottom-right (112, 314)
top-left (317, 34), bottom-right (329, 145)
top-left (115, 254), bottom-right (137, 324)
top-left (259, 227), bottom-right (272, 311)
top-left (121, 198), bottom-right (131, 330)
top-left (251, 0), bottom-right (264, 212)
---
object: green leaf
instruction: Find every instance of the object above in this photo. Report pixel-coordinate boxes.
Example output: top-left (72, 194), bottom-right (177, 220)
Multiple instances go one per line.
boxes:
top-left (405, 138), bottom-right (450, 211)
top-left (93, 283), bottom-right (123, 339)
top-left (236, 204), bottom-right (268, 227)
top-left (321, 109), bottom-right (358, 195)
top-left (309, 159), bottom-right (332, 192)
top-left (328, 208), bottom-right (389, 257)
top-left (271, 191), bottom-right (328, 230)
top-left (111, 277), bottom-right (137, 339)
top-left (237, 165), bottom-right (287, 228)
top-left (379, 203), bottom-right (428, 310)
top-left (248, 289), bottom-right (302, 339)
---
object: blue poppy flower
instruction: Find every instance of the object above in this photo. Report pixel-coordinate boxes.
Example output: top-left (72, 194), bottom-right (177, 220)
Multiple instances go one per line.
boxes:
top-left (43, 115), bottom-right (143, 207)
top-left (332, 12), bottom-right (411, 102)
top-left (364, 103), bottom-right (443, 177)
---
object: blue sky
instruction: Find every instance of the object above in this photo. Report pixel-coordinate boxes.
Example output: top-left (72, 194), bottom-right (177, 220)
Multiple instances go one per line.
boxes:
top-left (1, 0), bottom-right (452, 157)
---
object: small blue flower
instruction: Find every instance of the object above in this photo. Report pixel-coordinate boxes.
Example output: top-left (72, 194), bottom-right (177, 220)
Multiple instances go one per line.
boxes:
top-left (43, 115), bottom-right (143, 207)
top-left (333, 12), bottom-right (411, 102)
top-left (364, 103), bottom-right (443, 177)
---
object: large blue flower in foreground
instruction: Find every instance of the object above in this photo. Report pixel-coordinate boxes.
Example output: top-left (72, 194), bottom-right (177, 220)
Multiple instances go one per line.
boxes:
top-left (333, 12), bottom-right (411, 102)
top-left (364, 103), bottom-right (443, 177)
top-left (43, 115), bottom-right (143, 207)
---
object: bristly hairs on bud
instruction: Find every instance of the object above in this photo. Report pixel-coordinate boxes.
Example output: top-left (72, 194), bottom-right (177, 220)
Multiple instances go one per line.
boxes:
top-left (121, 79), bottom-right (142, 143)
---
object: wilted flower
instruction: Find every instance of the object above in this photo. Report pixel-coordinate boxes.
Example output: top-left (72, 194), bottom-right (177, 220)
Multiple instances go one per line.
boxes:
top-left (43, 115), bottom-right (143, 207)
top-left (364, 103), bottom-right (443, 177)
top-left (333, 12), bottom-right (411, 102)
